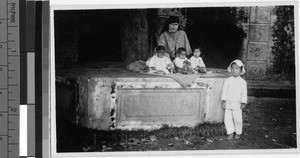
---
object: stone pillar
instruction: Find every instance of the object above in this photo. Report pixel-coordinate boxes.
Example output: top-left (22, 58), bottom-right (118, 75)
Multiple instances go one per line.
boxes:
top-left (245, 7), bottom-right (273, 80)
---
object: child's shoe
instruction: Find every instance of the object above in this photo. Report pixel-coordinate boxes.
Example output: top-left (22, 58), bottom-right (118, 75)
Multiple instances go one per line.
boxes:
top-left (227, 133), bottom-right (234, 140)
top-left (235, 134), bottom-right (241, 139)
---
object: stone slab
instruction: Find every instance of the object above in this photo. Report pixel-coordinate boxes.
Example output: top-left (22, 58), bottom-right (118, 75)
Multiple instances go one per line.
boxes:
top-left (57, 68), bottom-right (229, 130)
top-left (247, 42), bottom-right (268, 60)
top-left (116, 89), bottom-right (206, 128)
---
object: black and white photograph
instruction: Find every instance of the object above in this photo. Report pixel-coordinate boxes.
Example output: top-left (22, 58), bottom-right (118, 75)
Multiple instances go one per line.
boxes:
top-left (50, 1), bottom-right (297, 156)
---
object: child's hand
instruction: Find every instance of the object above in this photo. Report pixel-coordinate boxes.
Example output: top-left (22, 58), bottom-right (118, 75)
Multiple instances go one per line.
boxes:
top-left (222, 101), bottom-right (226, 109)
top-left (167, 63), bottom-right (173, 69)
top-left (150, 67), bottom-right (157, 70)
top-left (183, 60), bottom-right (191, 66)
top-left (241, 103), bottom-right (246, 109)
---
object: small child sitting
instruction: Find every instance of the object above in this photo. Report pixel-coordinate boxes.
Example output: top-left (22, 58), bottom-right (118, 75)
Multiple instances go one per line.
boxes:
top-left (190, 47), bottom-right (207, 74)
top-left (173, 47), bottom-right (194, 74)
top-left (221, 59), bottom-right (247, 140)
top-left (146, 45), bottom-right (174, 75)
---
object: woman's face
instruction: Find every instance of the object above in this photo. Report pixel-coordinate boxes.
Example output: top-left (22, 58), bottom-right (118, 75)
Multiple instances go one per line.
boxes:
top-left (168, 23), bottom-right (179, 33)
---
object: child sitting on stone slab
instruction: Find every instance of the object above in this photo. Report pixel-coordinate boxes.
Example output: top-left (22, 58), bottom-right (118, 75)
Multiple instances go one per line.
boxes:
top-left (221, 59), bottom-right (247, 140)
top-left (146, 45), bottom-right (174, 75)
top-left (173, 47), bottom-right (194, 74)
top-left (190, 46), bottom-right (207, 74)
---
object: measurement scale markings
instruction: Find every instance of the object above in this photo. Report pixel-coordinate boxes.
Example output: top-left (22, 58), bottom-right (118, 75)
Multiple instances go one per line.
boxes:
top-left (2, 0), bottom-right (20, 157)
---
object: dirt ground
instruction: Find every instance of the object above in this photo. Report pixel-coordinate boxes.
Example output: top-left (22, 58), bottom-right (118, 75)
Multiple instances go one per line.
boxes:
top-left (56, 93), bottom-right (297, 152)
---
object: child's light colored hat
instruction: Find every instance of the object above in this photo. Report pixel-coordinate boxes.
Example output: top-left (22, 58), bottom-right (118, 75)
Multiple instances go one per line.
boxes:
top-left (227, 59), bottom-right (246, 75)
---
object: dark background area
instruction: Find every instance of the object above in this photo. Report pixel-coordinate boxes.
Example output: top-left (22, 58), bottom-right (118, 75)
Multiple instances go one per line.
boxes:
top-left (78, 10), bottom-right (123, 62)
top-left (55, 8), bottom-right (246, 68)
top-left (185, 8), bottom-right (246, 68)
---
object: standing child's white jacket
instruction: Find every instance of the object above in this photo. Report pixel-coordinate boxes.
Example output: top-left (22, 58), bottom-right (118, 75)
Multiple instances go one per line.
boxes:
top-left (221, 76), bottom-right (247, 109)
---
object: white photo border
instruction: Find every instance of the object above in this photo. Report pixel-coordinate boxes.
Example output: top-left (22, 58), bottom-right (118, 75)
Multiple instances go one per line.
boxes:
top-left (49, 0), bottom-right (299, 157)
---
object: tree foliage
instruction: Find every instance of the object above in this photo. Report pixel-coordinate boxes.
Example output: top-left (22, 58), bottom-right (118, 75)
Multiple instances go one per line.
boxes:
top-left (271, 6), bottom-right (295, 81)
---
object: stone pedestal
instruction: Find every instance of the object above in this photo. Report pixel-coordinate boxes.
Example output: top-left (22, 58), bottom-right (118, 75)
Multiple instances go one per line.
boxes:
top-left (56, 68), bottom-right (230, 130)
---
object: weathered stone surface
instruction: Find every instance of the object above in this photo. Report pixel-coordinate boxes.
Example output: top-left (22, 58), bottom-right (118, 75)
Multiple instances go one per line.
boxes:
top-left (77, 78), bottom-right (112, 130)
top-left (247, 42), bottom-right (268, 60)
top-left (246, 61), bottom-right (267, 80)
top-left (58, 68), bottom-right (230, 130)
top-left (249, 25), bottom-right (270, 42)
top-left (250, 7), bottom-right (271, 24)
top-left (198, 78), bottom-right (225, 123)
top-left (116, 89), bottom-right (206, 128)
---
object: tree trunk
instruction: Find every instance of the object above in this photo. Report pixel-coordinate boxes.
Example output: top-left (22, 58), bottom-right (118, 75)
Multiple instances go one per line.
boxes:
top-left (121, 9), bottom-right (149, 64)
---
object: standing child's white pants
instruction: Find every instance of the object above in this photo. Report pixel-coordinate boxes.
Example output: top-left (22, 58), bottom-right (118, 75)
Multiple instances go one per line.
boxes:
top-left (224, 109), bottom-right (243, 135)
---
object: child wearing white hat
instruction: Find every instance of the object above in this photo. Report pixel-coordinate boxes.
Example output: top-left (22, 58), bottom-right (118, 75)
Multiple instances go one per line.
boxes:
top-left (221, 59), bottom-right (247, 140)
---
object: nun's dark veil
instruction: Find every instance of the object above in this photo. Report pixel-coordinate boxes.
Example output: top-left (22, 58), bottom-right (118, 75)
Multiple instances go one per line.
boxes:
top-left (159, 15), bottom-right (181, 34)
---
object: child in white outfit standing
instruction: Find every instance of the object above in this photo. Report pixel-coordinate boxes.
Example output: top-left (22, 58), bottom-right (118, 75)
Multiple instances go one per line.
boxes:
top-left (221, 59), bottom-right (247, 140)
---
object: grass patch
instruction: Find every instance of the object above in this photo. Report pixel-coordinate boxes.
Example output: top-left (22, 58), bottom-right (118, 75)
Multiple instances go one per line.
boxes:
top-left (57, 119), bottom-right (226, 152)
